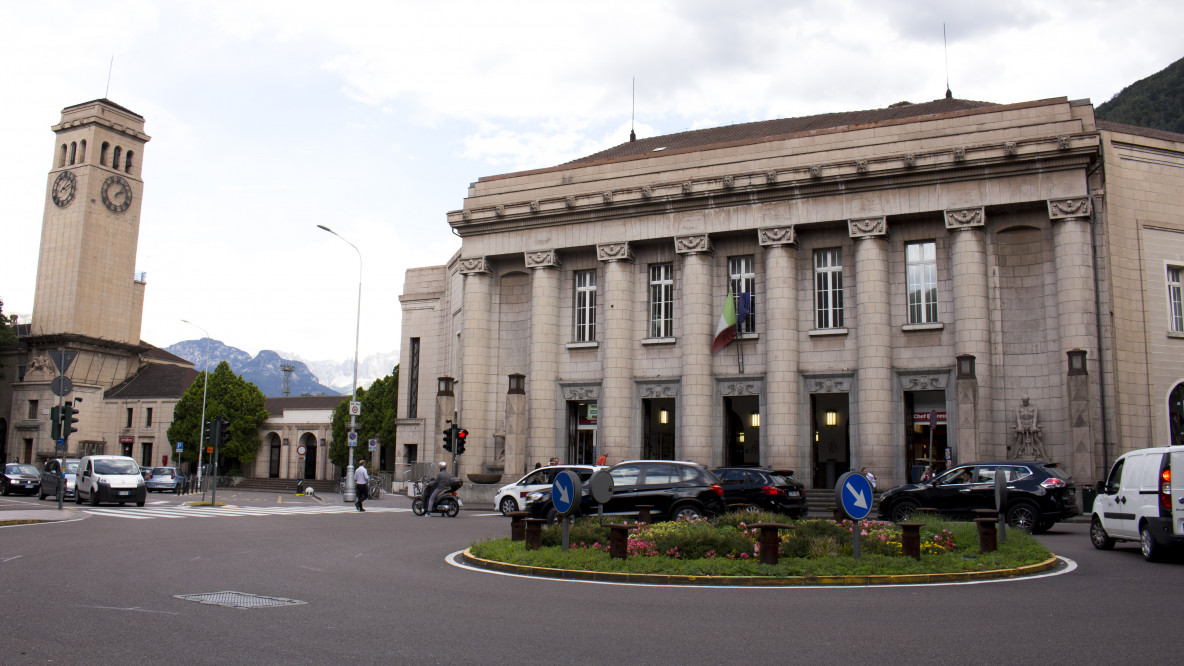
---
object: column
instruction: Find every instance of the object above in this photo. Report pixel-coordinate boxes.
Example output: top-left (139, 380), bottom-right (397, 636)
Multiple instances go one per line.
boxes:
top-left (946, 207), bottom-right (991, 463)
top-left (850, 217), bottom-right (893, 479)
top-left (676, 234), bottom-right (714, 464)
top-left (459, 256), bottom-right (495, 480)
top-left (1049, 198), bottom-right (1096, 482)
top-left (525, 250), bottom-right (561, 475)
top-left (759, 225), bottom-right (801, 474)
top-left (598, 242), bottom-right (635, 462)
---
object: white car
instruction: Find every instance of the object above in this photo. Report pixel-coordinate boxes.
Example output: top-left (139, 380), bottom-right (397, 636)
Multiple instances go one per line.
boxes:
top-left (1090, 446), bottom-right (1184, 562)
top-left (75, 455), bottom-right (147, 507)
top-left (494, 465), bottom-right (605, 515)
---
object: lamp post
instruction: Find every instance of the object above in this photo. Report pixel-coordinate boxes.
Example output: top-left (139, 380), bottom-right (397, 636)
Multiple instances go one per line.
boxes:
top-left (181, 319), bottom-right (210, 497)
top-left (317, 224), bottom-right (362, 503)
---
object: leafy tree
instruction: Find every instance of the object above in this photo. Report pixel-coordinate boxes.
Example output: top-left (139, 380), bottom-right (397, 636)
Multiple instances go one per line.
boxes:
top-left (167, 361), bottom-right (269, 474)
top-left (0, 298), bottom-right (18, 379)
top-left (329, 365), bottom-right (399, 468)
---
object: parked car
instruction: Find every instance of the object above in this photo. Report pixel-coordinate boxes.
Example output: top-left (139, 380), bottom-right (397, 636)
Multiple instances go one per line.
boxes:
top-left (1, 463), bottom-right (41, 496)
top-left (494, 464), bottom-right (605, 515)
top-left (527, 460), bottom-right (724, 524)
top-left (145, 466), bottom-right (183, 493)
top-left (712, 467), bottom-right (808, 517)
top-left (1089, 446), bottom-right (1184, 562)
top-left (876, 460), bottom-right (1078, 533)
top-left (39, 458), bottom-right (80, 500)
top-left (75, 455), bottom-right (147, 507)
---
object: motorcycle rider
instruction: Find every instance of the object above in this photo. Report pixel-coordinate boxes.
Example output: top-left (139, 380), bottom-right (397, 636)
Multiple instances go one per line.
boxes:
top-left (426, 461), bottom-right (452, 514)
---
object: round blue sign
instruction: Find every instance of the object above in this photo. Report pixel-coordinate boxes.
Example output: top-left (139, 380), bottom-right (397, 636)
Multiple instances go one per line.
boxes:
top-left (551, 470), bottom-right (580, 516)
top-left (835, 471), bottom-right (874, 521)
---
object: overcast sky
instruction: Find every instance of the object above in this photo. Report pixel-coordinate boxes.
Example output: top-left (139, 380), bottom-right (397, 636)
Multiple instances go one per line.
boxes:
top-left (2, 0), bottom-right (1181, 364)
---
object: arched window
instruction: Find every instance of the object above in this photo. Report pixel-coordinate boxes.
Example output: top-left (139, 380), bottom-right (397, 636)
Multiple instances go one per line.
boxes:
top-left (100, 142), bottom-right (109, 166)
top-left (112, 146), bottom-right (121, 169)
top-left (78, 139), bottom-right (86, 163)
top-left (125, 150), bottom-right (134, 174)
top-left (59, 144), bottom-right (67, 168)
top-left (69, 142), bottom-right (76, 165)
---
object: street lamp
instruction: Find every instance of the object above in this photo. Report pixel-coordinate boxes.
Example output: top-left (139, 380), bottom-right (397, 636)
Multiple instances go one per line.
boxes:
top-left (181, 319), bottom-right (210, 497)
top-left (317, 224), bottom-right (362, 503)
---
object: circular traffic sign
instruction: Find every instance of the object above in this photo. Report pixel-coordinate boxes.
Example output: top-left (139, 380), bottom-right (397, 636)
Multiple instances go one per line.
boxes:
top-left (551, 470), bottom-right (580, 516)
top-left (50, 375), bottom-right (73, 397)
top-left (589, 470), bottom-right (614, 505)
top-left (297, 444), bottom-right (307, 456)
top-left (835, 471), bottom-right (873, 521)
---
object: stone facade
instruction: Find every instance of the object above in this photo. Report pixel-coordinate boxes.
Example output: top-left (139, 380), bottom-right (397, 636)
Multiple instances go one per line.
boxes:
top-left (390, 97), bottom-right (1180, 490)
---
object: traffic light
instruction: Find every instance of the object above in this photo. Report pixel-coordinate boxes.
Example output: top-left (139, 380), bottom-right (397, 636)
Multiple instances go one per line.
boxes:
top-left (205, 419), bottom-right (218, 447)
top-left (63, 401), bottom-right (80, 439)
top-left (442, 426), bottom-right (453, 452)
top-left (219, 419), bottom-right (231, 447)
top-left (455, 428), bottom-right (468, 455)
top-left (50, 405), bottom-right (62, 440)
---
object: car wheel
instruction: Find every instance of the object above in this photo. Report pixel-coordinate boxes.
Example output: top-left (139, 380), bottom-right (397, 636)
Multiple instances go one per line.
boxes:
top-left (1140, 522), bottom-right (1164, 562)
top-left (545, 507), bottom-right (561, 525)
top-left (90, 489), bottom-right (100, 506)
top-left (890, 501), bottom-right (918, 523)
top-left (137, 498), bottom-right (146, 507)
top-left (498, 497), bottom-right (518, 515)
top-left (1, 483), bottom-right (8, 496)
top-left (671, 504), bottom-right (703, 521)
top-left (38, 486), bottom-right (46, 500)
top-left (1089, 516), bottom-right (1115, 550)
top-left (1005, 502), bottom-right (1039, 532)
top-left (75, 489), bottom-right (83, 504)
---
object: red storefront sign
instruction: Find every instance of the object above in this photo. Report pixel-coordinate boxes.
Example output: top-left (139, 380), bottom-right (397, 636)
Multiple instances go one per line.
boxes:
top-left (119, 436), bottom-right (134, 444)
top-left (911, 411), bottom-right (946, 426)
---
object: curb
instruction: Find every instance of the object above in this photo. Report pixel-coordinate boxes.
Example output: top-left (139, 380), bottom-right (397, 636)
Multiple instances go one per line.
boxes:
top-left (459, 549), bottom-right (1062, 586)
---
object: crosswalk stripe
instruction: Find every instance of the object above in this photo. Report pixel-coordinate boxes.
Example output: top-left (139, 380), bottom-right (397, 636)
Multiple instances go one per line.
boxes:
top-left (83, 505), bottom-right (406, 520)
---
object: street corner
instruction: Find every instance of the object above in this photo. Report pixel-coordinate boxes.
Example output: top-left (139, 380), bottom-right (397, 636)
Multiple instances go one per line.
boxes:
top-left (0, 508), bottom-right (87, 526)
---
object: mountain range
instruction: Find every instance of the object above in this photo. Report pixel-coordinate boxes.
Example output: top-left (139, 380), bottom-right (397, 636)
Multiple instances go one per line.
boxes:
top-left (165, 339), bottom-right (398, 397)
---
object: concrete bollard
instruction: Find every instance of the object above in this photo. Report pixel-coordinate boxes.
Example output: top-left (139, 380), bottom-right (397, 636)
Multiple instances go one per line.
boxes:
top-left (507, 511), bottom-right (528, 541)
top-left (749, 523), bottom-right (794, 564)
top-left (899, 522), bottom-right (924, 560)
top-left (524, 518), bottom-right (546, 550)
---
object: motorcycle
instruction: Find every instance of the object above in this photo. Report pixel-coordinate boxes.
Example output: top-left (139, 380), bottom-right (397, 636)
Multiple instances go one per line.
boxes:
top-left (411, 477), bottom-right (463, 517)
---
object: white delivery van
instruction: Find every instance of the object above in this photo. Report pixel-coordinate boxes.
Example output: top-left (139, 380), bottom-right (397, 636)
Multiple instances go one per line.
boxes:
top-left (1089, 446), bottom-right (1184, 561)
top-left (75, 455), bottom-right (147, 507)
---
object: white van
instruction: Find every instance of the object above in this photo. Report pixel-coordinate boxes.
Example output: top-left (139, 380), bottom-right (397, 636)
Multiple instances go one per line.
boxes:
top-left (1089, 446), bottom-right (1184, 561)
top-left (75, 455), bottom-right (147, 507)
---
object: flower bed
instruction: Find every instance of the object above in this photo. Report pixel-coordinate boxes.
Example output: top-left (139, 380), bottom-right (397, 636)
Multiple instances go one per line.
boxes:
top-left (468, 511), bottom-right (1053, 577)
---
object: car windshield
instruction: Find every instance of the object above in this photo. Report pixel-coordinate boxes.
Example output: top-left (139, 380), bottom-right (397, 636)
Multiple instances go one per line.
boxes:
top-left (62, 461), bottom-right (79, 474)
top-left (94, 459), bottom-right (140, 475)
top-left (9, 464), bottom-right (39, 475)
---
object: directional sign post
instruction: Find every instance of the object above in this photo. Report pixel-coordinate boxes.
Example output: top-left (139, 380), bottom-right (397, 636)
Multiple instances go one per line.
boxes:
top-left (835, 470), bottom-right (874, 559)
top-left (552, 470), bottom-right (580, 551)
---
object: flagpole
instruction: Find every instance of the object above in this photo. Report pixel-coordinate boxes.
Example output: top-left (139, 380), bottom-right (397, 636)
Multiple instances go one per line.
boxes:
top-left (736, 313), bottom-right (744, 374)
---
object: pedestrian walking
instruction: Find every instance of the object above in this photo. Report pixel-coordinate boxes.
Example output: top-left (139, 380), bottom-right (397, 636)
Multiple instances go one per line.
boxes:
top-left (354, 459), bottom-right (369, 512)
top-left (860, 466), bottom-right (877, 492)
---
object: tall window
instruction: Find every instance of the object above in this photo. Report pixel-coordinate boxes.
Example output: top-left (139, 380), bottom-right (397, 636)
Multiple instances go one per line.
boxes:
top-left (814, 248), bottom-right (844, 328)
top-left (145, 407), bottom-right (153, 427)
top-left (408, 337), bottom-right (420, 418)
top-left (906, 241), bottom-right (938, 324)
top-left (649, 263), bottom-right (673, 338)
top-left (574, 269), bottom-right (597, 342)
top-left (728, 255), bottom-right (757, 334)
top-left (126, 408), bottom-right (133, 428)
top-left (1169, 266), bottom-right (1184, 333)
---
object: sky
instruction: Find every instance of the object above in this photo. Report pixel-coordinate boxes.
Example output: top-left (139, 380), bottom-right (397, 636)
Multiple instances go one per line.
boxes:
top-left (2, 0), bottom-right (1181, 365)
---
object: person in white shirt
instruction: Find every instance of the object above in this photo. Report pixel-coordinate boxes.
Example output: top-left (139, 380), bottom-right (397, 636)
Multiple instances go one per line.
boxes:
top-left (354, 460), bottom-right (369, 512)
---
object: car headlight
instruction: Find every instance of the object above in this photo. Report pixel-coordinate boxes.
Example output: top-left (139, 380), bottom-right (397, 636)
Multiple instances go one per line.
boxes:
top-left (98, 479), bottom-right (110, 486)
top-left (526, 492), bottom-right (544, 502)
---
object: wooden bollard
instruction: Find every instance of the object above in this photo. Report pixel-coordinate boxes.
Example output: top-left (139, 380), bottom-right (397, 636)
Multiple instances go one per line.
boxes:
top-left (524, 518), bottom-right (546, 550)
top-left (608, 523), bottom-right (631, 559)
top-left (899, 521), bottom-right (924, 560)
top-left (507, 511), bottom-right (528, 541)
top-left (750, 523), bottom-right (793, 564)
top-left (975, 517), bottom-right (998, 553)
top-left (636, 505), bottom-right (654, 524)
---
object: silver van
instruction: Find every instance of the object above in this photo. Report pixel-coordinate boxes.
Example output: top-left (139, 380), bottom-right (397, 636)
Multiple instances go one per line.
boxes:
top-left (1090, 446), bottom-right (1184, 561)
top-left (75, 455), bottom-right (147, 507)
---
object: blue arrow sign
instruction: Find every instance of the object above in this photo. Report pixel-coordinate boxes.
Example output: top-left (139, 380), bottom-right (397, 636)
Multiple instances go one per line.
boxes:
top-left (552, 470), bottom-right (579, 516)
top-left (835, 471), bottom-right (873, 521)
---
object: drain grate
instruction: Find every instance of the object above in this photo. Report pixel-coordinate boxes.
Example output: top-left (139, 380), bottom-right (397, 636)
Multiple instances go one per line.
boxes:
top-left (174, 591), bottom-right (307, 609)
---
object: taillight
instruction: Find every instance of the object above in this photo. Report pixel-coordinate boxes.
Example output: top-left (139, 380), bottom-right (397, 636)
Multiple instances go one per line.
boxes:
top-left (711, 483), bottom-right (724, 497)
top-left (1040, 477), bottom-right (1066, 489)
top-left (1161, 467), bottom-right (1172, 512)
top-left (761, 485), bottom-right (782, 497)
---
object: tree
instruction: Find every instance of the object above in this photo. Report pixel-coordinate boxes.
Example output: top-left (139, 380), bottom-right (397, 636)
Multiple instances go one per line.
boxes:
top-left (0, 298), bottom-right (18, 379)
top-left (166, 361), bottom-right (269, 474)
top-left (328, 365), bottom-right (399, 469)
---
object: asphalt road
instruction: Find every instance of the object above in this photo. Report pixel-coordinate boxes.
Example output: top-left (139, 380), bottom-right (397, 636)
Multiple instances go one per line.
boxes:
top-left (2, 491), bottom-right (1182, 664)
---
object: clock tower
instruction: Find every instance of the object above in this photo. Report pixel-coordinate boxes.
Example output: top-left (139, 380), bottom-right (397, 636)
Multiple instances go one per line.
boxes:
top-left (32, 98), bottom-right (150, 344)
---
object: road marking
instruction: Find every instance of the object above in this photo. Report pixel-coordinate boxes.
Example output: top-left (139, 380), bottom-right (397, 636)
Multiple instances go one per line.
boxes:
top-left (83, 505), bottom-right (407, 520)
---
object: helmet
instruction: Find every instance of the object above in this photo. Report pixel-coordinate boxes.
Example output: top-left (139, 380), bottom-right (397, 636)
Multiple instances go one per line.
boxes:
top-left (439, 461), bottom-right (447, 469)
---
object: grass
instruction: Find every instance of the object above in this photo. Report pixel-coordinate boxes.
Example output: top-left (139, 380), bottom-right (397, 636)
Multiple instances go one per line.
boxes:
top-left (468, 512), bottom-right (1053, 577)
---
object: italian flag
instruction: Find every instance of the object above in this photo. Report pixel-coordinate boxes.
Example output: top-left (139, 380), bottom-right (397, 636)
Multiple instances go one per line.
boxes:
top-left (713, 287), bottom-right (749, 352)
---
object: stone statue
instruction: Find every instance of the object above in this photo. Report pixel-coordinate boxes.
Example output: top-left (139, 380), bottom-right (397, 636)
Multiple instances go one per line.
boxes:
top-left (1013, 394), bottom-right (1047, 460)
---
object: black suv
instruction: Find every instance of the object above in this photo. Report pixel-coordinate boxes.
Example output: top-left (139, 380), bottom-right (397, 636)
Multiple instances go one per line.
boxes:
top-left (876, 460), bottom-right (1079, 533)
top-left (527, 460), bottom-right (725, 523)
top-left (713, 467), bottom-right (808, 517)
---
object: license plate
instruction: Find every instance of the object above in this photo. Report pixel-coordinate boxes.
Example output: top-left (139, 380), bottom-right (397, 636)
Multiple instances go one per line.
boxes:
top-left (23, 483), bottom-right (33, 487)
top-left (786, 491), bottom-right (800, 497)
top-left (118, 491), bottom-right (130, 496)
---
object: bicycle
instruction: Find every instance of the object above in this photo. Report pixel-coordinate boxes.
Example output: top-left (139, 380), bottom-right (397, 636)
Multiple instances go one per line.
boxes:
top-left (338, 476), bottom-right (384, 499)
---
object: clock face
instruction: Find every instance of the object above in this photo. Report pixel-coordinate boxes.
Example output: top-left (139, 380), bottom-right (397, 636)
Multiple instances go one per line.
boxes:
top-left (51, 170), bottom-right (76, 208)
top-left (101, 175), bottom-right (133, 213)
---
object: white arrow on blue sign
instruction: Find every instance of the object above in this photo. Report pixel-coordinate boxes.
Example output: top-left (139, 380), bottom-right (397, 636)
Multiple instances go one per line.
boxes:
top-left (835, 470), bottom-right (873, 521)
top-left (551, 470), bottom-right (580, 516)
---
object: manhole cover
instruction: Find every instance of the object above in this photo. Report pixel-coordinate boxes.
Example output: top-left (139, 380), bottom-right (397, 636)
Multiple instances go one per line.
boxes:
top-left (174, 591), bottom-right (307, 609)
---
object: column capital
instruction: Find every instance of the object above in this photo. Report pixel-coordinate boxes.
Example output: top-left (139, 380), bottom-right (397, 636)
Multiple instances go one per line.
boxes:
top-left (1047, 197), bottom-right (1092, 221)
top-left (848, 217), bottom-right (887, 239)
top-left (758, 225), bottom-right (797, 247)
top-left (944, 206), bottom-right (985, 231)
top-left (674, 233), bottom-right (713, 255)
top-left (525, 249), bottom-right (562, 269)
top-left (596, 241), bottom-right (634, 263)
top-left (458, 256), bottom-right (491, 275)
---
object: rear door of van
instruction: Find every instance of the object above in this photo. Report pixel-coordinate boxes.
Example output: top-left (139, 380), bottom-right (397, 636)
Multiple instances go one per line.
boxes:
top-left (1173, 450), bottom-right (1184, 538)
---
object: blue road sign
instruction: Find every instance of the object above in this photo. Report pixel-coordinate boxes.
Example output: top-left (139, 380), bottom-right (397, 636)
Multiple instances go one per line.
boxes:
top-left (835, 471), bottom-right (873, 521)
top-left (176, 442), bottom-right (183, 451)
top-left (552, 470), bottom-right (579, 516)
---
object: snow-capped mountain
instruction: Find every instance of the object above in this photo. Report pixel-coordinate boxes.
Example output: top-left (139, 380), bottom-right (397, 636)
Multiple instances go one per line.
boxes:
top-left (166, 339), bottom-right (340, 397)
top-left (281, 350), bottom-right (400, 396)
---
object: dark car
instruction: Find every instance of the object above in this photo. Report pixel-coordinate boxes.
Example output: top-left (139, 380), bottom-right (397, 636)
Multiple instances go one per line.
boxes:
top-left (527, 460), bottom-right (724, 523)
top-left (713, 467), bottom-right (808, 517)
top-left (39, 458), bottom-right (80, 500)
top-left (876, 460), bottom-right (1079, 533)
top-left (2, 463), bottom-right (41, 496)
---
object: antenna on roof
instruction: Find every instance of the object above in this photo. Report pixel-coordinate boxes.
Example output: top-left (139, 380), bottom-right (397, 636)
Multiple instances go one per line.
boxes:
top-left (630, 77), bottom-right (636, 142)
top-left (943, 23), bottom-right (952, 99)
top-left (105, 54), bottom-right (114, 98)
